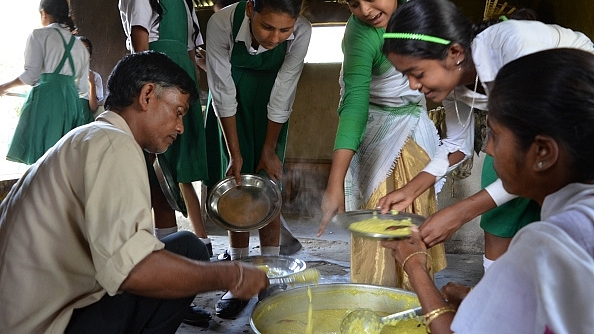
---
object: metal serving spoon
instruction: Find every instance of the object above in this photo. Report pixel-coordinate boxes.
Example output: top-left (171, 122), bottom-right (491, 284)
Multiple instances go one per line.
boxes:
top-left (268, 268), bottom-right (320, 285)
top-left (340, 306), bottom-right (423, 334)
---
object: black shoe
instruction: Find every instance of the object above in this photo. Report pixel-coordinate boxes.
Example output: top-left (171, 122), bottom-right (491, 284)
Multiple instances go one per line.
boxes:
top-left (182, 303), bottom-right (211, 327)
top-left (258, 283), bottom-right (287, 301)
top-left (217, 250), bottom-right (231, 261)
top-left (215, 296), bottom-right (249, 319)
top-left (280, 237), bottom-right (302, 256)
top-left (205, 242), bottom-right (213, 258)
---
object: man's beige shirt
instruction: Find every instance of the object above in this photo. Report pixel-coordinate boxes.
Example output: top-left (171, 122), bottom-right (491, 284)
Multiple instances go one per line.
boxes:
top-left (0, 111), bottom-right (164, 333)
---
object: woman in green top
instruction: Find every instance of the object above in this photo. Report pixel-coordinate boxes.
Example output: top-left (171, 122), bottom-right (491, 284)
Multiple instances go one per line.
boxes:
top-left (317, 0), bottom-right (445, 289)
top-left (206, 0), bottom-right (311, 318)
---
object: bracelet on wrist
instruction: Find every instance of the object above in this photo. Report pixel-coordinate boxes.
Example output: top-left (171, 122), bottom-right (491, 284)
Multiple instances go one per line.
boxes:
top-left (423, 306), bottom-right (456, 333)
top-left (232, 260), bottom-right (244, 292)
top-left (401, 251), bottom-right (431, 272)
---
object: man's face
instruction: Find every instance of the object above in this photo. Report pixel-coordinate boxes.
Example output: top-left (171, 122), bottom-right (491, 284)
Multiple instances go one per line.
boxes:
top-left (142, 87), bottom-right (188, 154)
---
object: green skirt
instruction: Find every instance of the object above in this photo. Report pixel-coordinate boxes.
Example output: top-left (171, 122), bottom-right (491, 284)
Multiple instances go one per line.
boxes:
top-left (479, 155), bottom-right (541, 237)
top-left (7, 73), bottom-right (85, 165)
top-left (79, 98), bottom-right (96, 124)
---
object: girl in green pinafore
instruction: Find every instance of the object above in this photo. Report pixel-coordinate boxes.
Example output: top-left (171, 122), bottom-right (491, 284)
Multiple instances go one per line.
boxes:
top-left (119, 0), bottom-right (212, 259)
top-left (0, 0), bottom-right (89, 165)
top-left (205, 0), bottom-right (311, 319)
top-left (119, 0), bottom-right (213, 326)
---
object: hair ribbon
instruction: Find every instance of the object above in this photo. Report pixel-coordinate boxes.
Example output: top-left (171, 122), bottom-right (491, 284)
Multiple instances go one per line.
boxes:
top-left (383, 33), bottom-right (451, 45)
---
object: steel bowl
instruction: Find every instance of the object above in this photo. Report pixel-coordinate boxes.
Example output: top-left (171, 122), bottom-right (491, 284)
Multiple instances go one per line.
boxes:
top-left (250, 283), bottom-right (422, 333)
top-left (207, 174), bottom-right (282, 232)
top-left (331, 209), bottom-right (426, 239)
top-left (239, 255), bottom-right (306, 278)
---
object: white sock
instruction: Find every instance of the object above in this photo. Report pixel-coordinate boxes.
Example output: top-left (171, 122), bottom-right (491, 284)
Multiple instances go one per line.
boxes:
top-left (154, 226), bottom-right (177, 240)
top-left (260, 246), bottom-right (280, 257)
top-left (199, 237), bottom-right (211, 246)
top-left (483, 255), bottom-right (494, 273)
top-left (222, 290), bottom-right (235, 299)
top-left (229, 247), bottom-right (249, 260)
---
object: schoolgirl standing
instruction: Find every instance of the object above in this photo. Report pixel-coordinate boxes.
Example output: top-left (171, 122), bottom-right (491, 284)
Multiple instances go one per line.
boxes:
top-left (0, 0), bottom-right (89, 165)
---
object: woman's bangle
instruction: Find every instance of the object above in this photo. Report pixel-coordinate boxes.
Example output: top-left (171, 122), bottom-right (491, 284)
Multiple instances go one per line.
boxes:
top-left (401, 251), bottom-right (431, 271)
top-left (232, 261), bottom-right (244, 291)
top-left (423, 306), bottom-right (456, 333)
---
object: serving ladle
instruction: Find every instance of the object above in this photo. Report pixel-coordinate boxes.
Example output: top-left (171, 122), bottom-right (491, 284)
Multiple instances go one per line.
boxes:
top-left (267, 268), bottom-right (321, 285)
top-left (340, 306), bottom-right (423, 334)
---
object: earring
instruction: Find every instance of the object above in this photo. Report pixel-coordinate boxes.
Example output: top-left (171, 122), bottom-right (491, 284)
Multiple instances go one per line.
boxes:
top-left (537, 161), bottom-right (544, 168)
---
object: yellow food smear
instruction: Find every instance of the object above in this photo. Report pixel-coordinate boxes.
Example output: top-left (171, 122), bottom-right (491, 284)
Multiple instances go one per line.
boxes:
top-left (305, 286), bottom-right (313, 334)
top-left (218, 188), bottom-right (270, 226)
top-left (349, 218), bottom-right (413, 237)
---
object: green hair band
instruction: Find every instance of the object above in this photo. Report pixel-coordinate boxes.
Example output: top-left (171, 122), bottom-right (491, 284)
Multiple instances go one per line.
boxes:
top-left (383, 33), bottom-right (451, 45)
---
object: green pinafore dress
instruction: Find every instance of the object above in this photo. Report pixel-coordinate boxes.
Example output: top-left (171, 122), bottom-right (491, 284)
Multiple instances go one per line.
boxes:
top-left (7, 29), bottom-right (85, 165)
top-left (206, 1), bottom-right (289, 184)
top-left (145, 0), bottom-right (208, 212)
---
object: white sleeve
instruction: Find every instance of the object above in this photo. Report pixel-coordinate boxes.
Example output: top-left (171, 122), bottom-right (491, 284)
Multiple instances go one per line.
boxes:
top-left (422, 93), bottom-right (474, 180)
top-left (266, 16), bottom-right (312, 123)
top-left (75, 41), bottom-right (90, 97)
top-left (484, 178), bottom-right (517, 206)
top-left (118, 0), bottom-right (155, 50)
top-left (190, 5), bottom-right (204, 48)
top-left (19, 32), bottom-right (44, 85)
top-left (206, 8), bottom-right (238, 118)
top-left (95, 72), bottom-right (104, 103)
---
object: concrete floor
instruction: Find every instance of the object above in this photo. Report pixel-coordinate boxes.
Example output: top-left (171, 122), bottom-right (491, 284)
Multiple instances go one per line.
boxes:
top-left (174, 210), bottom-right (484, 334)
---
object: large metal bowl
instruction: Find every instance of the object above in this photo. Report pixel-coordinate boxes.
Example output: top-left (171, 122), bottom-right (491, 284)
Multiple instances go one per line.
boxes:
top-left (239, 255), bottom-right (306, 278)
top-left (250, 283), bottom-right (422, 333)
top-left (331, 210), bottom-right (426, 239)
top-left (207, 174), bottom-right (282, 232)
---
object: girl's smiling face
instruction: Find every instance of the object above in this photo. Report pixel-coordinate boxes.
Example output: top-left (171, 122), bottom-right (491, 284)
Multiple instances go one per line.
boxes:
top-left (387, 52), bottom-right (462, 103)
top-left (346, 0), bottom-right (398, 29)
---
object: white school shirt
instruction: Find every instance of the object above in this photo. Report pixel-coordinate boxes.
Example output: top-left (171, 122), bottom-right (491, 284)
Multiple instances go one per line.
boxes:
top-left (205, 2), bottom-right (312, 123)
top-left (19, 23), bottom-right (89, 96)
top-left (118, 0), bottom-right (204, 51)
top-left (452, 183), bottom-right (594, 333)
top-left (80, 70), bottom-right (104, 103)
top-left (424, 20), bottom-right (594, 205)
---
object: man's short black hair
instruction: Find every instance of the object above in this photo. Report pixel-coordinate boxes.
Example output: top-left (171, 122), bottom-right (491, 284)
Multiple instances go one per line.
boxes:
top-left (104, 51), bottom-right (198, 110)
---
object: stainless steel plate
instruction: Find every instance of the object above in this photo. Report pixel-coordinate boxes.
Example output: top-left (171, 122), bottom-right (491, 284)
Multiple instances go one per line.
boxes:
top-left (153, 155), bottom-right (187, 216)
top-left (239, 256), bottom-right (306, 278)
top-left (331, 210), bottom-right (426, 240)
top-left (207, 174), bottom-right (282, 232)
